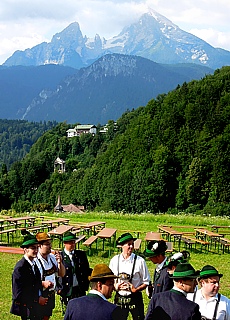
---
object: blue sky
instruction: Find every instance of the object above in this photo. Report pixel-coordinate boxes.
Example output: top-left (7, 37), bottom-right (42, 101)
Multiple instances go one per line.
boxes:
top-left (0, 0), bottom-right (229, 64)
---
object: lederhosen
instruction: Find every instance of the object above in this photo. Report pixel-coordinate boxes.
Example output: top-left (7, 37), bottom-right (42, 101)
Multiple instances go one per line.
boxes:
top-left (193, 291), bottom-right (221, 320)
top-left (114, 254), bottom-right (145, 320)
top-left (37, 257), bottom-right (57, 317)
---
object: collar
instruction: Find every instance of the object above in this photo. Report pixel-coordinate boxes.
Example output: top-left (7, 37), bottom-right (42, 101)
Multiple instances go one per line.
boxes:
top-left (120, 252), bottom-right (135, 262)
top-left (172, 286), bottom-right (187, 297)
top-left (24, 255), bottom-right (35, 267)
top-left (64, 248), bottom-right (75, 256)
top-left (156, 257), bottom-right (167, 272)
top-left (37, 252), bottom-right (51, 264)
top-left (89, 289), bottom-right (107, 301)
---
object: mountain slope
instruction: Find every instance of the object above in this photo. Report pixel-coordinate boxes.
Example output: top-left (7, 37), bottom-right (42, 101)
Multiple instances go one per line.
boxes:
top-left (21, 54), bottom-right (213, 124)
top-left (0, 64), bottom-right (77, 119)
top-left (3, 9), bottom-right (230, 70)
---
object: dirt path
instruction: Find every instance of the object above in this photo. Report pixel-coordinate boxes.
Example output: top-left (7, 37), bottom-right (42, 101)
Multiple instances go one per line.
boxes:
top-left (0, 246), bottom-right (23, 254)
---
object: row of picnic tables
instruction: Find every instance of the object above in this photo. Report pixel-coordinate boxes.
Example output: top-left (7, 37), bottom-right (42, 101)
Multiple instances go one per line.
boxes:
top-left (157, 225), bottom-right (230, 253)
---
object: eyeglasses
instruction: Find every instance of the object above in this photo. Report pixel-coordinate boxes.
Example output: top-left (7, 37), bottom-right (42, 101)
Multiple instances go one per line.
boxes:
top-left (207, 280), bottom-right (219, 285)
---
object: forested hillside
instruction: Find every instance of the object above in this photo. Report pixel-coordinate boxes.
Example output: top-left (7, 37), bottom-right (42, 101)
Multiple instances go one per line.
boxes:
top-left (0, 120), bottom-right (57, 169)
top-left (1, 67), bottom-right (230, 214)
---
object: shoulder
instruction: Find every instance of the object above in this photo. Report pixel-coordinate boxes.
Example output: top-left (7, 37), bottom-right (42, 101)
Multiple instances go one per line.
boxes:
top-left (219, 294), bottom-right (230, 303)
top-left (109, 254), bottom-right (119, 265)
top-left (14, 257), bottom-right (26, 270)
top-left (74, 250), bottom-right (87, 258)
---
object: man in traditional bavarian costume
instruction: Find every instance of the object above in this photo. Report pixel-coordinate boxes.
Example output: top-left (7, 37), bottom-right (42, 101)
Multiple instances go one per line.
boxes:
top-left (35, 232), bottom-right (65, 320)
top-left (145, 263), bottom-right (201, 320)
top-left (64, 264), bottom-right (124, 320)
top-left (10, 234), bottom-right (48, 320)
top-left (109, 232), bottom-right (150, 320)
top-left (143, 240), bottom-right (173, 297)
top-left (187, 265), bottom-right (230, 320)
top-left (59, 231), bottom-right (91, 311)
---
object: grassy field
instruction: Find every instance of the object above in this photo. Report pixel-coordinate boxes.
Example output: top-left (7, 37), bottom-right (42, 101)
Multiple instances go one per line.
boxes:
top-left (1, 211), bottom-right (230, 319)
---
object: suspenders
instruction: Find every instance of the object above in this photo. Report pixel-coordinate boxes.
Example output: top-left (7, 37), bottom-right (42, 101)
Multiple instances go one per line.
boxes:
top-left (193, 291), bottom-right (221, 320)
top-left (117, 254), bottom-right (137, 283)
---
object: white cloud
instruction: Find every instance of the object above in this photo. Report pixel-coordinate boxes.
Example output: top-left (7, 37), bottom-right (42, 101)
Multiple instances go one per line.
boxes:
top-left (0, 0), bottom-right (229, 64)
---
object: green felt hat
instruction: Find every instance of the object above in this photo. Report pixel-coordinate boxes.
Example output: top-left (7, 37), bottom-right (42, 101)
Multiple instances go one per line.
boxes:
top-left (170, 263), bottom-right (199, 279)
top-left (21, 234), bottom-right (38, 248)
top-left (116, 233), bottom-right (136, 246)
top-left (143, 240), bottom-right (168, 258)
top-left (199, 265), bottom-right (223, 279)
top-left (63, 231), bottom-right (77, 242)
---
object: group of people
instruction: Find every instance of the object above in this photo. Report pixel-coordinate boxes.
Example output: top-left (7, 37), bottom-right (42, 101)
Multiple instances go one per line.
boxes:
top-left (11, 231), bottom-right (230, 320)
top-left (11, 231), bottom-right (91, 320)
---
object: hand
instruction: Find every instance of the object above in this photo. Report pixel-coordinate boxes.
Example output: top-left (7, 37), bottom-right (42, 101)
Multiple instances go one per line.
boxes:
top-left (55, 251), bottom-right (62, 263)
top-left (128, 282), bottom-right (136, 293)
top-left (39, 296), bottom-right (48, 306)
top-left (42, 280), bottom-right (54, 289)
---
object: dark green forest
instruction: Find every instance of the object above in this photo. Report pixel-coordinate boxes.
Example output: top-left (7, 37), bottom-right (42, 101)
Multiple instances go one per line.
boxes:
top-left (1, 66), bottom-right (230, 215)
top-left (0, 120), bottom-right (57, 169)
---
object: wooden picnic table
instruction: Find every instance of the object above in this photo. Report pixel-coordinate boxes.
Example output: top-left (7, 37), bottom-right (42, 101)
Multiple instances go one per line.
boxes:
top-left (6, 216), bottom-right (36, 228)
top-left (97, 228), bottom-right (117, 255)
top-left (158, 226), bottom-right (184, 241)
top-left (81, 221), bottom-right (106, 235)
top-left (41, 218), bottom-right (70, 230)
top-left (145, 232), bottom-right (163, 241)
top-left (48, 225), bottom-right (74, 246)
top-left (211, 225), bottom-right (230, 236)
top-left (194, 228), bottom-right (222, 248)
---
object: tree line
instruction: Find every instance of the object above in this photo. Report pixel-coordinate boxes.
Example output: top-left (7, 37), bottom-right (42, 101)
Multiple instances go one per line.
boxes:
top-left (1, 67), bottom-right (230, 215)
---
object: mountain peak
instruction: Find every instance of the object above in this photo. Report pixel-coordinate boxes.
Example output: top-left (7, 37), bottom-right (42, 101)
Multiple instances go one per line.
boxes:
top-left (3, 10), bottom-right (230, 70)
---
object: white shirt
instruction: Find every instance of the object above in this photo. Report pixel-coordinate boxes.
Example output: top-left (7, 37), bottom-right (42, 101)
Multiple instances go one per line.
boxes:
top-left (109, 252), bottom-right (150, 296)
top-left (24, 254), bottom-right (35, 270)
top-left (187, 289), bottom-right (230, 320)
top-left (35, 252), bottom-right (58, 291)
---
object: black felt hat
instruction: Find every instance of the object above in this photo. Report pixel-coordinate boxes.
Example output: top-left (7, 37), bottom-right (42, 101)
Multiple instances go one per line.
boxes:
top-left (170, 263), bottom-right (199, 279)
top-left (199, 265), bottom-right (223, 279)
top-left (143, 240), bottom-right (168, 258)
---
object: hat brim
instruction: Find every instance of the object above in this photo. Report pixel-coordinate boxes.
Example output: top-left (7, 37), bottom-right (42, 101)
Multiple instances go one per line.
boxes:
top-left (199, 273), bottom-right (223, 280)
top-left (63, 237), bottom-right (77, 242)
top-left (89, 274), bottom-right (118, 281)
top-left (20, 241), bottom-right (38, 248)
top-left (117, 238), bottom-right (137, 246)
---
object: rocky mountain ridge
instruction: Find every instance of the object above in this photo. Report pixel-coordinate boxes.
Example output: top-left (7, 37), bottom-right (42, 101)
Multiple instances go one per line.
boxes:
top-left (3, 9), bottom-right (230, 70)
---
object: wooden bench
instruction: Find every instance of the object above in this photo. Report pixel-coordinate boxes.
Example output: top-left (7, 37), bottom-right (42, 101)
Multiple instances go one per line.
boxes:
top-left (83, 235), bottom-right (98, 255)
top-left (75, 234), bottom-right (86, 249)
top-left (191, 238), bottom-right (209, 252)
top-left (134, 239), bottom-right (142, 251)
top-left (0, 228), bottom-right (17, 243)
top-left (219, 238), bottom-right (230, 253)
top-left (180, 236), bottom-right (196, 250)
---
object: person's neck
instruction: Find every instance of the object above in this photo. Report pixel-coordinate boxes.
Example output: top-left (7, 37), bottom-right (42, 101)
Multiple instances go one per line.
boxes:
top-left (122, 252), bottom-right (132, 259)
top-left (201, 288), bottom-right (214, 300)
top-left (40, 252), bottom-right (48, 260)
top-left (26, 255), bottom-right (34, 262)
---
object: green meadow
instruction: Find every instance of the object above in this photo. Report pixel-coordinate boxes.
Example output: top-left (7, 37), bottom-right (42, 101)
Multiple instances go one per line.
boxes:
top-left (1, 212), bottom-right (230, 319)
